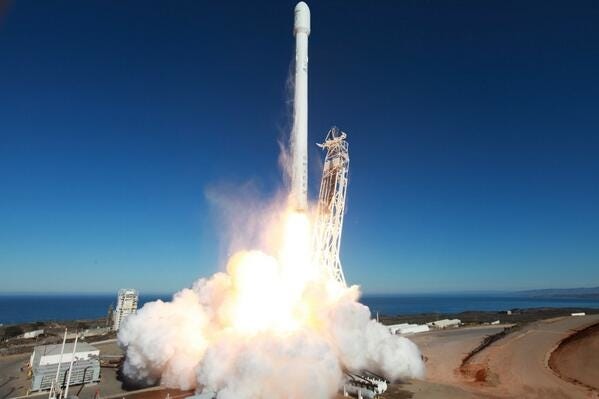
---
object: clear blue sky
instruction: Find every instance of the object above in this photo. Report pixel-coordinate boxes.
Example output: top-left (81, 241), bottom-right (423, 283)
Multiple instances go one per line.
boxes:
top-left (1, 1), bottom-right (598, 294)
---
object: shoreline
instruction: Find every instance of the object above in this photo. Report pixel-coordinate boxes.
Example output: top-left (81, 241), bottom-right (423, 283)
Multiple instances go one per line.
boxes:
top-left (2, 293), bottom-right (598, 325)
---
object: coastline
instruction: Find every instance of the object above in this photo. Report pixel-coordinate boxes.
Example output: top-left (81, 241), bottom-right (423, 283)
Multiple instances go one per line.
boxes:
top-left (2, 292), bottom-right (598, 325)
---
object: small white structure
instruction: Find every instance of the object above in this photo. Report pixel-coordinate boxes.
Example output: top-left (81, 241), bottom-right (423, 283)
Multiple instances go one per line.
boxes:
top-left (21, 329), bottom-right (44, 339)
top-left (491, 320), bottom-right (500, 325)
top-left (387, 323), bottom-right (411, 334)
top-left (429, 319), bottom-right (461, 329)
top-left (388, 323), bottom-right (429, 335)
top-left (81, 327), bottom-right (111, 338)
top-left (112, 288), bottom-right (139, 331)
top-left (66, 327), bottom-right (111, 340)
top-left (398, 324), bottom-right (430, 335)
top-left (571, 312), bottom-right (586, 317)
top-left (343, 372), bottom-right (388, 398)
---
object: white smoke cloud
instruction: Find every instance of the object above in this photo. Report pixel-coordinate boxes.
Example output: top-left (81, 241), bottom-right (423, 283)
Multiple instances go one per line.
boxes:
top-left (120, 117), bottom-right (423, 398)
top-left (118, 243), bottom-right (425, 398)
top-left (197, 331), bottom-right (342, 399)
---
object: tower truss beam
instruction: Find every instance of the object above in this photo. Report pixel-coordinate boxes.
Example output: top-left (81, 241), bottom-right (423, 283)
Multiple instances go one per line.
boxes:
top-left (314, 126), bottom-right (349, 286)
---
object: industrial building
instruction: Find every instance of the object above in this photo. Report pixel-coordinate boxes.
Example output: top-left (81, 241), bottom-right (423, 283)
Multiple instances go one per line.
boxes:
top-left (112, 288), bottom-right (138, 331)
top-left (30, 342), bottom-right (100, 391)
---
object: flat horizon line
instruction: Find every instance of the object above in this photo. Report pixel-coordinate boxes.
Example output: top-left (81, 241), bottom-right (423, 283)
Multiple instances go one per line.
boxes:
top-left (1, 287), bottom-right (598, 297)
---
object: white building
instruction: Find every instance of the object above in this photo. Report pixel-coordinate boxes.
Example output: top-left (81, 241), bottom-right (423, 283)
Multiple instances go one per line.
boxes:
top-left (21, 329), bottom-right (44, 339)
top-left (388, 323), bottom-right (429, 335)
top-left (398, 324), bottom-right (430, 335)
top-left (428, 319), bottom-right (461, 329)
top-left (387, 323), bottom-right (411, 335)
top-left (112, 288), bottom-right (138, 331)
top-left (30, 342), bottom-right (100, 391)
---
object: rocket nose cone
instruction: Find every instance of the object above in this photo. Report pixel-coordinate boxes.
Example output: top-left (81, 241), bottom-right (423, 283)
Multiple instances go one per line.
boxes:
top-left (295, 1), bottom-right (309, 12)
top-left (294, 2), bottom-right (310, 35)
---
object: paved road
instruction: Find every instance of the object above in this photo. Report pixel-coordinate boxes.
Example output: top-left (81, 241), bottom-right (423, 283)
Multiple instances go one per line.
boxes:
top-left (469, 315), bottom-right (599, 399)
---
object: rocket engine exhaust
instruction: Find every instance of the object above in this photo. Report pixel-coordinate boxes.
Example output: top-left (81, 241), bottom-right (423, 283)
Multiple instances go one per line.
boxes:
top-left (291, 2), bottom-right (310, 211)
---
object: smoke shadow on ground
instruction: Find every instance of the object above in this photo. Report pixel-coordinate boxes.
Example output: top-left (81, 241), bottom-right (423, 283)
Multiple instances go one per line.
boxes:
top-left (117, 366), bottom-right (155, 391)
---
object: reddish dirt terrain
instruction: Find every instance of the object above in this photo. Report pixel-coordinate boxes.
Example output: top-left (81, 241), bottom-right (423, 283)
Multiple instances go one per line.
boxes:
top-left (464, 315), bottom-right (599, 399)
top-left (410, 325), bottom-right (505, 386)
top-left (549, 322), bottom-right (599, 392)
top-left (3, 317), bottom-right (598, 399)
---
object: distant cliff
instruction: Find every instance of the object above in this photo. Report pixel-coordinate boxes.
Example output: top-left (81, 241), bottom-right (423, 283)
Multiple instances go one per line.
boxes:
top-left (514, 287), bottom-right (599, 299)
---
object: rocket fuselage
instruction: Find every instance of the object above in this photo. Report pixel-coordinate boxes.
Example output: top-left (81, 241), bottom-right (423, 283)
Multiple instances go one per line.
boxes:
top-left (291, 2), bottom-right (310, 211)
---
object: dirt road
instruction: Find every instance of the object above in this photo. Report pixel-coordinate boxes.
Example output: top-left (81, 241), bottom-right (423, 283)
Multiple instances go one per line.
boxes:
top-left (466, 315), bottom-right (599, 398)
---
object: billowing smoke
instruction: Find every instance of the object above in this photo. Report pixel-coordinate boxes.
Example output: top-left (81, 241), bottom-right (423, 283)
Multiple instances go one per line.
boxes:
top-left (118, 204), bottom-right (425, 398)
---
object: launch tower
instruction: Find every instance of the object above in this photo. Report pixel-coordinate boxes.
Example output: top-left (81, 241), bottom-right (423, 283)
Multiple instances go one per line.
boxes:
top-left (314, 127), bottom-right (349, 286)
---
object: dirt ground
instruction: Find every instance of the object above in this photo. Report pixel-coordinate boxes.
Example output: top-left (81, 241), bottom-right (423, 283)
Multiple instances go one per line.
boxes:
top-left (383, 315), bottom-right (599, 398)
top-left (463, 315), bottom-right (599, 399)
top-left (549, 321), bottom-right (599, 392)
top-left (410, 325), bottom-right (505, 385)
top-left (0, 352), bottom-right (30, 399)
top-left (3, 317), bottom-right (599, 399)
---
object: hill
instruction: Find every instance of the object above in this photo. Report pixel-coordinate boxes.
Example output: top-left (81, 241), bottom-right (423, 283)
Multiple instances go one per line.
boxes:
top-left (515, 287), bottom-right (599, 299)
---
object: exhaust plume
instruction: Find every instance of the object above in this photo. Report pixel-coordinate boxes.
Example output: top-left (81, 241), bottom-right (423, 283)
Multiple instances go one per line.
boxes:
top-left (119, 207), bottom-right (425, 398)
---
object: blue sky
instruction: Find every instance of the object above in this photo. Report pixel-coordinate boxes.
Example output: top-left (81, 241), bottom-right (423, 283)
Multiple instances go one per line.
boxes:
top-left (1, 1), bottom-right (598, 294)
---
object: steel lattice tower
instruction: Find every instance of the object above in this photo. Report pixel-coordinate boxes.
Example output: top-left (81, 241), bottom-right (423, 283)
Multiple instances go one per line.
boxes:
top-left (314, 127), bottom-right (349, 286)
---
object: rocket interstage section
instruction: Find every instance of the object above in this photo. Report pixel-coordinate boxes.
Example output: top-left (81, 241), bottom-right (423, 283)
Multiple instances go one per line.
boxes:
top-left (291, 1), bottom-right (310, 211)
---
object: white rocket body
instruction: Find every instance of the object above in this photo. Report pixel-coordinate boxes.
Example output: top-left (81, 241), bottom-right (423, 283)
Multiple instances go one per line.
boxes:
top-left (291, 2), bottom-right (310, 211)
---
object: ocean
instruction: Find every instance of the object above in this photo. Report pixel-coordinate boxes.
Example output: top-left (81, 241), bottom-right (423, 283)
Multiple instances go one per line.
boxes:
top-left (0, 293), bottom-right (598, 325)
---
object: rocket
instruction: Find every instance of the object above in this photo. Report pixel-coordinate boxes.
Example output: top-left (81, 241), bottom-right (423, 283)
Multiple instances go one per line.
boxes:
top-left (291, 2), bottom-right (310, 211)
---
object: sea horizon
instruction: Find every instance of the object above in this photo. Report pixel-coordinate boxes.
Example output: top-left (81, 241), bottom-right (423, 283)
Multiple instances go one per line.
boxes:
top-left (1, 292), bottom-right (598, 325)
top-left (2, 286), bottom-right (597, 297)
